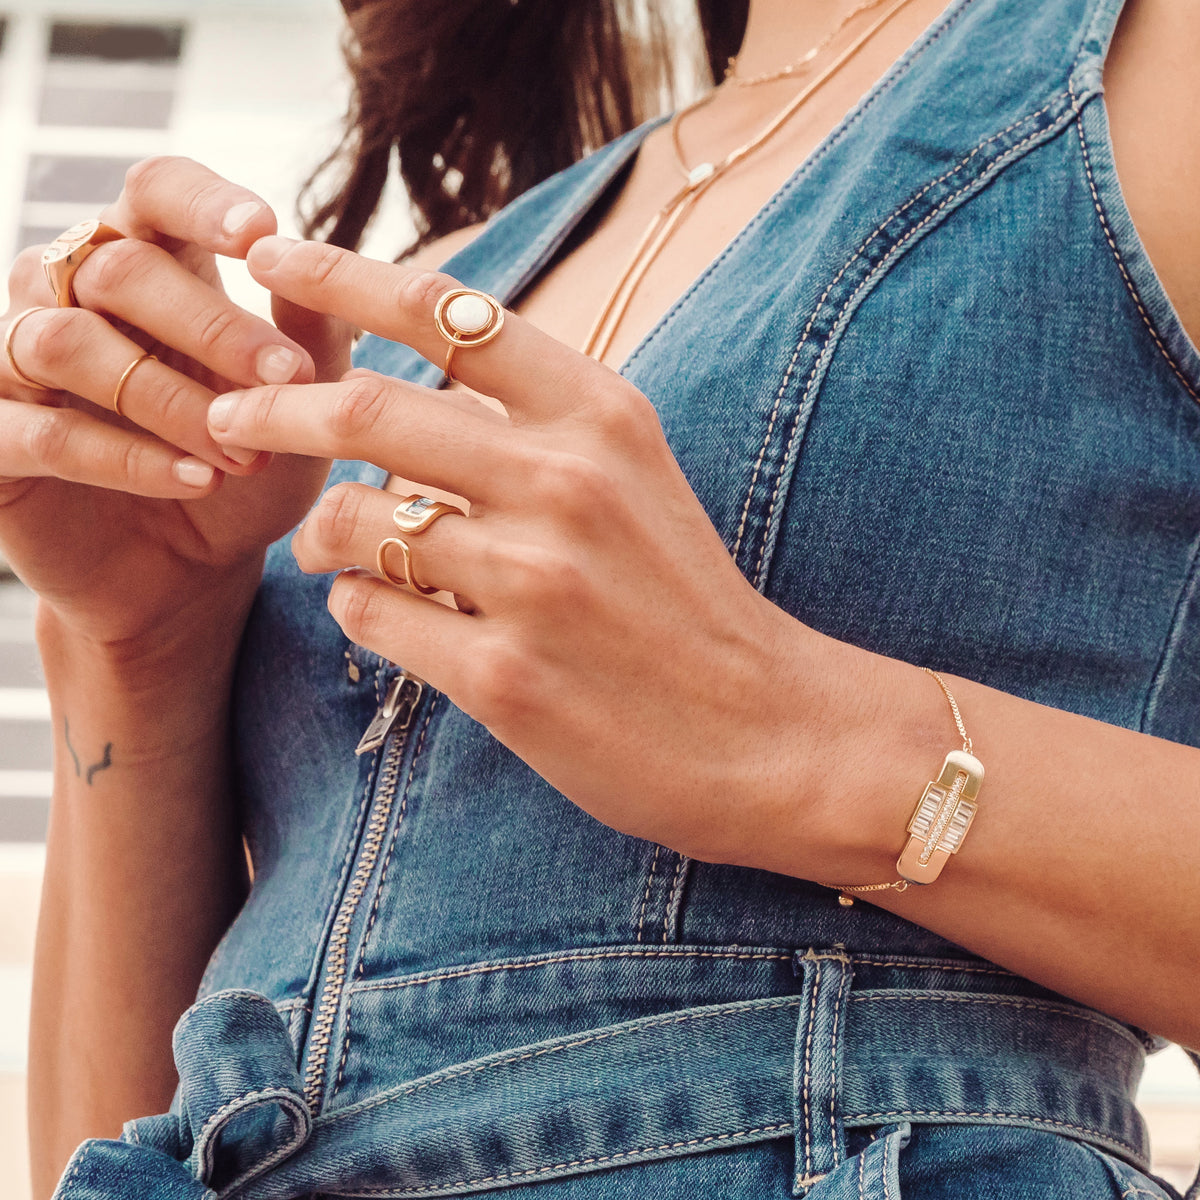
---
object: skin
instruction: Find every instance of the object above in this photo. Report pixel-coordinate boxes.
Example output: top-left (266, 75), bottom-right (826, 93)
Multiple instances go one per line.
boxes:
top-left (5, 0), bottom-right (1197, 1194)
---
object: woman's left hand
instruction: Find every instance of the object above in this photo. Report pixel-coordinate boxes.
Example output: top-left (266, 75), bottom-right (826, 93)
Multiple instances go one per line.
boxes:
top-left (208, 235), bottom-right (829, 867)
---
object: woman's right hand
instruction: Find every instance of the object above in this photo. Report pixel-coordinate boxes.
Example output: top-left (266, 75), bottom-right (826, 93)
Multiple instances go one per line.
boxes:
top-left (0, 157), bottom-right (351, 647)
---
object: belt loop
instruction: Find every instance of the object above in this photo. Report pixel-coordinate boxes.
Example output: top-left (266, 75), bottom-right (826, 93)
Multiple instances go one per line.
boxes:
top-left (791, 946), bottom-right (854, 1197)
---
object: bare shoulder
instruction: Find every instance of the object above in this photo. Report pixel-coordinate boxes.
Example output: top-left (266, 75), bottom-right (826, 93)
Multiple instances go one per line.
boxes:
top-left (398, 221), bottom-right (490, 273)
top-left (1104, 0), bottom-right (1200, 344)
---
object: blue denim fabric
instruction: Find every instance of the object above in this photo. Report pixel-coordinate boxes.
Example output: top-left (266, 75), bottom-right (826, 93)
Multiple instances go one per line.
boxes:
top-left (53, 0), bottom-right (1200, 1196)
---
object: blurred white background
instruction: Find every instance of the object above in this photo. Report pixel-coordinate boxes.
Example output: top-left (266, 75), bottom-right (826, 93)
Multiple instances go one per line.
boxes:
top-left (0, 1), bottom-right (1196, 1197)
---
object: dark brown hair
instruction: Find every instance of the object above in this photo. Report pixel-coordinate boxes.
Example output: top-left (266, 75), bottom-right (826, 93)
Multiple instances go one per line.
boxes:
top-left (299, 0), bottom-right (749, 257)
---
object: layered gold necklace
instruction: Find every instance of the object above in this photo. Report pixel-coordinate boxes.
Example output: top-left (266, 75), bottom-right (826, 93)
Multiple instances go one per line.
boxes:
top-left (581, 0), bottom-right (919, 363)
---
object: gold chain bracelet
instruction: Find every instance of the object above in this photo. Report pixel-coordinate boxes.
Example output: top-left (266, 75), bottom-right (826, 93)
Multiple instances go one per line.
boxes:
top-left (830, 668), bottom-right (984, 907)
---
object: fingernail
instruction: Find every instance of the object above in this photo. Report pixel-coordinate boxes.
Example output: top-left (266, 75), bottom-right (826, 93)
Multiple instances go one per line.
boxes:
top-left (221, 201), bottom-right (262, 238)
top-left (224, 446), bottom-right (260, 467)
top-left (173, 457), bottom-right (216, 489)
top-left (256, 345), bottom-right (302, 384)
top-left (251, 235), bottom-right (298, 271)
top-left (207, 394), bottom-right (239, 432)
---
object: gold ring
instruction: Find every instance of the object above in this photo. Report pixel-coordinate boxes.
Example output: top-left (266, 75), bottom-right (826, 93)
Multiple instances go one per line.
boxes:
top-left (4, 307), bottom-right (52, 391)
top-left (112, 352), bottom-right (158, 419)
top-left (432, 288), bottom-right (505, 383)
top-left (391, 493), bottom-right (466, 535)
top-left (376, 536), bottom-right (439, 595)
top-left (42, 218), bottom-right (126, 308)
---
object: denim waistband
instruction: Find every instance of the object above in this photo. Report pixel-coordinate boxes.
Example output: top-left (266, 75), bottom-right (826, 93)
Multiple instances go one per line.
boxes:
top-left (52, 948), bottom-right (1163, 1200)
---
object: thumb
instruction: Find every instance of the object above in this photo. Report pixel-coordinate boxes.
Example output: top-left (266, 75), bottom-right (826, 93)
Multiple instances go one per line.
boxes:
top-left (270, 293), bottom-right (353, 382)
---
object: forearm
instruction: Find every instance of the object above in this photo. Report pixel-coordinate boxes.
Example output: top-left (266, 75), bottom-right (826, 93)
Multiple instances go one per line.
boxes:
top-left (749, 625), bottom-right (1200, 1049)
top-left (28, 596), bottom-right (254, 1198)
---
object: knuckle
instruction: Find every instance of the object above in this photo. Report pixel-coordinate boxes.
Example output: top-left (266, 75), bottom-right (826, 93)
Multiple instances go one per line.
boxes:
top-left (393, 269), bottom-right (455, 320)
top-left (182, 176), bottom-right (231, 231)
top-left (24, 307), bottom-right (78, 370)
top-left (79, 237), bottom-right (147, 299)
top-left (23, 408), bottom-right (75, 470)
top-left (192, 303), bottom-right (239, 356)
top-left (330, 575), bottom-right (387, 642)
top-left (533, 451), bottom-right (613, 516)
top-left (118, 435), bottom-right (155, 482)
top-left (309, 483), bottom-right (364, 551)
top-left (503, 542), bottom-right (581, 608)
top-left (329, 375), bottom-right (392, 440)
top-left (463, 637), bottom-right (535, 721)
top-left (594, 383), bottom-right (661, 446)
top-left (122, 155), bottom-right (176, 202)
top-left (304, 241), bottom-right (351, 288)
top-left (148, 374), bottom-right (195, 426)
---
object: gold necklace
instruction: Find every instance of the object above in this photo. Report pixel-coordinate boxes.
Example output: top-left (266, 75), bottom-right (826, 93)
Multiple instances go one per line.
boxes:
top-left (724, 0), bottom-right (902, 88)
top-left (581, 0), bottom-right (918, 364)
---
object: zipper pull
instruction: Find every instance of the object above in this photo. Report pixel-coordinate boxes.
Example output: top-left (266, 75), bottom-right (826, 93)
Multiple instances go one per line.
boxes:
top-left (355, 670), bottom-right (425, 756)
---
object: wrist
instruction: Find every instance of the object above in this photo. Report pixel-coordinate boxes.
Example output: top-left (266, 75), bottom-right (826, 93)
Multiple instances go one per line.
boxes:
top-left (736, 618), bottom-right (948, 884)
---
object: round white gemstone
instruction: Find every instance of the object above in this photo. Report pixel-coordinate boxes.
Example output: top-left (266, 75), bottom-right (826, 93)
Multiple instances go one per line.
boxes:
top-left (446, 293), bottom-right (493, 335)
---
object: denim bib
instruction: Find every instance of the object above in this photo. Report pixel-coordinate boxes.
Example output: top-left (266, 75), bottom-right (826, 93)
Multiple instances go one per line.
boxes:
top-left (55, 0), bottom-right (1200, 1197)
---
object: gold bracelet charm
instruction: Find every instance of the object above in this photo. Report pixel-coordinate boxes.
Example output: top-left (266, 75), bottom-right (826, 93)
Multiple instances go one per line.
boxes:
top-left (831, 668), bottom-right (984, 906)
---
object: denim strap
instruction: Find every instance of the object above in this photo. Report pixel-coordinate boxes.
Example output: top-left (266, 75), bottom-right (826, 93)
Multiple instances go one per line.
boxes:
top-left (53, 961), bottom-right (1153, 1200)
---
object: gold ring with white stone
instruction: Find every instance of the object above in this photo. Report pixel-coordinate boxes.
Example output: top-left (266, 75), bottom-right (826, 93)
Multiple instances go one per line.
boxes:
top-left (432, 288), bottom-right (505, 383)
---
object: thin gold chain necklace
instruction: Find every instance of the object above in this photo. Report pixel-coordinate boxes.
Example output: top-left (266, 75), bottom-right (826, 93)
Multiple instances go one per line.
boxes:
top-left (724, 0), bottom-right (903, 88)
top-left (580, 0), bottom-right (918, 364)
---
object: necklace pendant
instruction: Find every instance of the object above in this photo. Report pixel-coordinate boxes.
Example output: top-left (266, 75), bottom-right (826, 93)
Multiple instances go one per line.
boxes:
top-left (687, 161), bottom-right (715, 188)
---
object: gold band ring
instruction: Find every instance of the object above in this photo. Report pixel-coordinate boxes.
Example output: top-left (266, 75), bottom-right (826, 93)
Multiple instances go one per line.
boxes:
top-left (112, 352), bottom-right (158, 419)
top-left (376, 536), bottom-right (439, 595)
top-left (375, 494), bottom-right (465, 594)
top-left (4, 307), bottom-right (52, 391)
top-left (42, 219), bottom-right (126, 308)
top-left (432, 289), bottom-right (505, 383)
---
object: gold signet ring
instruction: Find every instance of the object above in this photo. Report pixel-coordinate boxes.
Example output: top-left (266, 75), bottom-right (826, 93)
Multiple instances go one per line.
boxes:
top-left (4, 307), bottom-right (52, 391)
top-left (432, 288), bottom-right (505, 383)
top-left (391, 494), bottom-right (465, 535)
top-left (42, 218), bottom-right (126, 308)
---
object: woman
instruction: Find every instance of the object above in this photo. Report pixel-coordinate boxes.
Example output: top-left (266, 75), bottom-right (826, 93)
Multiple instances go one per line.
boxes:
top-left (6, 0), bottom-right (1199, 1196)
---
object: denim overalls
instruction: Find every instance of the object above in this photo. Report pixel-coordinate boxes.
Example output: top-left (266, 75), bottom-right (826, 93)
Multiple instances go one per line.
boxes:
top-left (54, 0), bottom-right (1200, 1196)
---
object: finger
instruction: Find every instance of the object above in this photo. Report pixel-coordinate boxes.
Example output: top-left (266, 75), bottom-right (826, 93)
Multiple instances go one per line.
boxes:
top-left (71, 236), bottom-right (315, 388)
top-left (293, 482), bottom-right (479, 599)
top-left (5, 306), bottom-right (264, 474)
top-left (327, 568), bottom-right (480, 697)
top-left (206, 371), bottom-right (528, 504)
top-left (0, 397), bottom-right (222, 498)
top-left (101, 156), bottom-right (278, 260)
top-left (271, 293), bottom-right (353, 384)
top-left (245, 236), bottom-right (647, 427)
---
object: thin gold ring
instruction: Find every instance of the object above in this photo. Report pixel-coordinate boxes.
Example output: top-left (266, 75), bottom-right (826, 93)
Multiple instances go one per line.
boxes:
top-left (376, 536), bottom-right (439, 595)
top-left (4, 307), bottom-right (52, 391)
top-left (112, 352), bottom-right (158, 419)
top-left (432, 288), bottom-right (505, 383)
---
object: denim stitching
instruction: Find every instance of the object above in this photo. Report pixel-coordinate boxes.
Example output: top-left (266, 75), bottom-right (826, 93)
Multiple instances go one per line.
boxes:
top-left (882, 1129), bottom-right (895, 1200)
top-left (623, 0), bottom-right (982, 376)
top-left (1070, 83), bottom-right (1200, 404)
top-left (330, 698), bottom-right (439, 1104)
top-left (829, 958), bottom-right (850, 1166)
top-left (731, 93), bottom-right (1068, 565)
top-left (847, 1110), bottom-right (1140, 1160)
top-left (351, 946), bottom-right (793, 993)
top-left (849, 991), bottom-right (1145, 1050)
top-left (800, 956), bottom-right (822, 1177)
top-left (752, 102), bottom-right (1080, 586)
top-left (194, 1087), bottom-right (308, 1183)
top-left (663, 854), bottom-right (688, 944)
top-left (635, 844), bottom-right (661, 944)
top-left (353, 1122), bottom-right (795, 1195)
top-left (320, 996), bottom-right (804, 1125)
top-left (858, 1142), bottom-right (867, 1200)
top-left (59, 1140), bottom-right (93, 1195)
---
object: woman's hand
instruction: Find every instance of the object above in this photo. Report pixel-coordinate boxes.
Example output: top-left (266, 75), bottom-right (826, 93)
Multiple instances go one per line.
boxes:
top-left (203, 235), bottom-right (822, 865)
top-left (0, 158), bottom-right (347, 646)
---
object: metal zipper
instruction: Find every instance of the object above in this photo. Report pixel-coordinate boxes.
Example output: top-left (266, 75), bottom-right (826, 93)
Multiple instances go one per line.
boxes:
top-left (302, 669), bottom-right (425, 1110)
